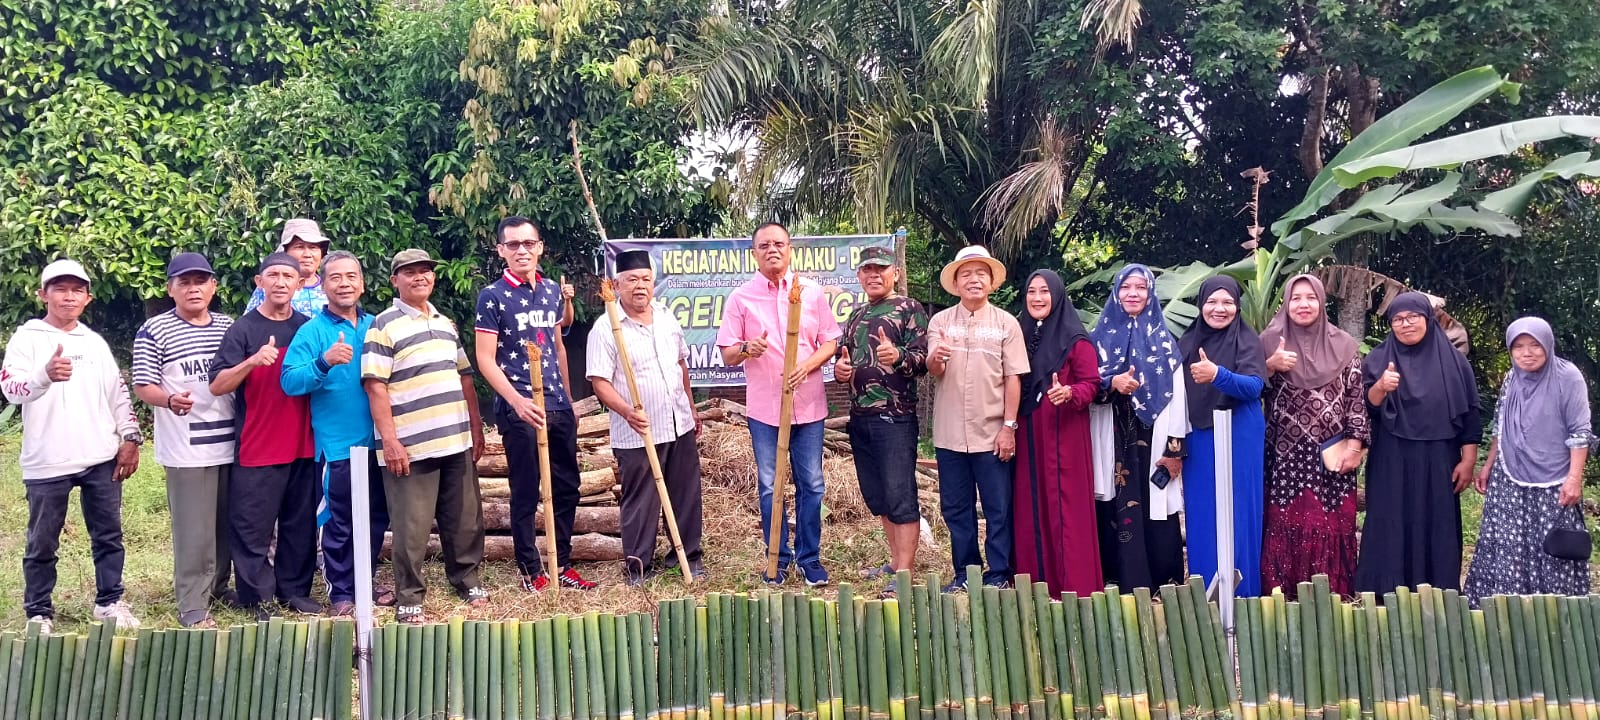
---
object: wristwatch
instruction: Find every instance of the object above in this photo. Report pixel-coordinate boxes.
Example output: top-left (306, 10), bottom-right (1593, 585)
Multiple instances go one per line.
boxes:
top-left (122, 431), bottom-right (144, 446)
top-left (1002, 420), bottom-right (1018, 430)
top-left (739, 341), bottom-right (749, 356)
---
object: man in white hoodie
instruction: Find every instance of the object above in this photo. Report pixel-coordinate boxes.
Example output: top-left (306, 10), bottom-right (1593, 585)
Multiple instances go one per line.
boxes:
top-left (1, 259), bottom-right (143, 633)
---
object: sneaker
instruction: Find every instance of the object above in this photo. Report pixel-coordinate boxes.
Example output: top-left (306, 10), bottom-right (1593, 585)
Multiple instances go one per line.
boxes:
top-left (940, 577), bottom-right (968, 594)
top-left (800, 564), bottom-right (831, 587)
top-left (93, 601), bottom-right (141, 630)
top-left (984, 579), bottom-right (1014, 590)
top-left (520, 573), bottom-right (548, 593)
top-left (327, 601), bottom-right (355, 618)
top-left (28, 615), bottom-right (52, 635)
top-left (558, 567), bottom-right (598, 590)
top-left (249, 603), bottom-right (275, 622)
top-left (761, 568), bottom-right (788, 585)
top-left (283, 596), bottom-right (324, 614)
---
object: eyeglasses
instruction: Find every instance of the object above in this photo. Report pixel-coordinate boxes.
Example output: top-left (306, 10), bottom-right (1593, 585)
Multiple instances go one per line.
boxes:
top-left (501, 240), bottom-right (543, 252)
top-left (1391, 313), bottom-right (1425, 327)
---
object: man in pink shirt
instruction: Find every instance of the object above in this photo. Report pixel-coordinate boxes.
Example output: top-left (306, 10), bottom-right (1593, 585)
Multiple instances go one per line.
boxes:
top-left (716, 222), bottom-right (842, 585)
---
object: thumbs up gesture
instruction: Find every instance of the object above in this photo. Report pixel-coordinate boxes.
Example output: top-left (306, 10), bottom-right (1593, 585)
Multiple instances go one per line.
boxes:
top-left (560, 278), bottom-right (575, 301)
top-left (1190, 347), bottom-right (1219, 384)
top-left (1112, 366), bottom-right (1140, 395)
top-left (744, 330), bottom-right (770, 359)
top-left (45, 343), bottom-right (73, 382)
top-left (833, 346), bottom-right (854, 383)
top-left (252, 335), bottom-right (280, 368)
top-left (872, 326), bottom-right (900, 367)
top-left (1378, 361), bottom-right (1401, 392)
top-left (1046, 371), bottom-right (1073, 406)
top-left (1267, 336), bottom-right (1299, 373)
top-left (324, 330), bottom-right (354, 366)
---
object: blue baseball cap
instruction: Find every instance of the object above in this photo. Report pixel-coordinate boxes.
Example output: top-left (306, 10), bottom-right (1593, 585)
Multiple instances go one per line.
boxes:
top-left (166, 252), bottom-right (215, 278)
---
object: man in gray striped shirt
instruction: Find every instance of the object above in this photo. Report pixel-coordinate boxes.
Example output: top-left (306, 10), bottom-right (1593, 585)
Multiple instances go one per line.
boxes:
top-left (131, 252), bottom-right (236, 628)
top-left (586, 249), bottom-right (704, 585)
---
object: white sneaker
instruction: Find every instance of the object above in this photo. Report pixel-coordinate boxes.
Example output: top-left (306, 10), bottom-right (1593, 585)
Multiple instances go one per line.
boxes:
top-left (27, 615), bottom-right (52, 635)
top-left (92, 601), bottom-right (142, 630)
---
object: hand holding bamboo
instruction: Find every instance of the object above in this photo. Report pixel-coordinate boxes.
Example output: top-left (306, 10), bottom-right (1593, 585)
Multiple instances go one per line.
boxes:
top-left (525, 340), bottom-right (561, 598)
top-left (599, 279), bottom-right (694, 585)
top-left (764, 279), bottom-right (807, 581)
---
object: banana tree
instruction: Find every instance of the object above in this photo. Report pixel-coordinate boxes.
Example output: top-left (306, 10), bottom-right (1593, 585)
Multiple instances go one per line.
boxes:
top-left (1145, 65), bottom-right (1600, 332)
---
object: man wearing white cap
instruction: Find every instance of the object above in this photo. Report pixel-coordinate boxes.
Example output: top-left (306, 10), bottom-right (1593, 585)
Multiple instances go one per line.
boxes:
top-left (2, 259), bottom-right (143, 633)
top-left (927, 245), bottom-right (1028, 592)
top-left (246, 217), bottom-right (331, 317)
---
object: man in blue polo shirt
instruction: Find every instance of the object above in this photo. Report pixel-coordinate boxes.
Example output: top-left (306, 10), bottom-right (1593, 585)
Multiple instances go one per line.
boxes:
top-left (281, 250), bottom-right (391, 616)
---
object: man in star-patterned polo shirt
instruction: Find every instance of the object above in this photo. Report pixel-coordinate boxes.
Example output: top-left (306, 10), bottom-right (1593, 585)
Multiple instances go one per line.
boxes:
top-left (474, 216), bottom-right (598, 591)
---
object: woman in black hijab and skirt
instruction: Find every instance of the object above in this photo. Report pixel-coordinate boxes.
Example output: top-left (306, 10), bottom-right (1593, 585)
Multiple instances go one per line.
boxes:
top-left (1355, 292), bottom-right (1481, 593)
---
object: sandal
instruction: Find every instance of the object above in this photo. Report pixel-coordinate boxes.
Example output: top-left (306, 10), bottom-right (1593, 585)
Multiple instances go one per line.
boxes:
top-left (463, 586), bottom-right (491, 608)
top-left (373, 586), bottom-right (397, 607)
top-left (859, 564), bottom-right (895, 581)
top-left (327, 601), bottom-right (355, 617)
top-left (396, 606), bottom-right (426, 625)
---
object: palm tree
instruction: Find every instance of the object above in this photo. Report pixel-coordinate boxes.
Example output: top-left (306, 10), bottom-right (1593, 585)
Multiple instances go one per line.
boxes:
top-left (676, 0), bottom-right (1127, 266)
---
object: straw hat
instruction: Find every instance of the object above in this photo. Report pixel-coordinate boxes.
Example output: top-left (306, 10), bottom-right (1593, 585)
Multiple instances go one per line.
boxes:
top-left (938, 245), bottom-right (1006, 296)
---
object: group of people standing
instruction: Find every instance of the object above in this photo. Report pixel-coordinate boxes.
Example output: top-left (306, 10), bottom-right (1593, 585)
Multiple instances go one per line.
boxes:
top-left (4, 222), bottom-right (1590, 631)
top-left (837, 248), bottom-right (1589, 606)
top-left (4, 215), bottom-right (712, 631)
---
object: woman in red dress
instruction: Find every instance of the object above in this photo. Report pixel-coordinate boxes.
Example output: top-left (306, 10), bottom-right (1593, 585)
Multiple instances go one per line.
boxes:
top-left (1012, 270), bottom-right (1104, 595)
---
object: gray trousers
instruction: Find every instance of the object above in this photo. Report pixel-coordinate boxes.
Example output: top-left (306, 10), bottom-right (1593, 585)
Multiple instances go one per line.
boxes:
top-left (165, 465), bottom-right (232, 625)
top-left (382, 451), bottom-right (485, 611)
top-left (617, 429), bottom-right (703, 573)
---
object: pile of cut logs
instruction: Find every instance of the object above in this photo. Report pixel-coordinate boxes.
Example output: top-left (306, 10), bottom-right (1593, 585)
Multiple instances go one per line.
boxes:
top-left (383, 396), bottom-right (756, 566)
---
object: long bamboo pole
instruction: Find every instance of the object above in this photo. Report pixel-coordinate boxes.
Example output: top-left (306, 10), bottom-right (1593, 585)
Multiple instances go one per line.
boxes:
top-left (525, 340), bottom-right (562, 597)
top-left (765, 278), bottom-right (806, 580)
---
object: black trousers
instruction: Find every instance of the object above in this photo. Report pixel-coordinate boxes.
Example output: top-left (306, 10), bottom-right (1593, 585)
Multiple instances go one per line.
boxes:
top-left (497, 402), bottom-right (580, 575)
top-left (24, 460), bottom-right (124, 618)
top-left (230, 459), bottom-right (320, 606)
top-left (616, 429), bottom-right (704, 572)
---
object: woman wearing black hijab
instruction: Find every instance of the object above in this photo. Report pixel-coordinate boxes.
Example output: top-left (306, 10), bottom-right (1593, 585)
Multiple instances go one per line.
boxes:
top-left (1355, 292), bottom-right (1481, 592)
top-left (1012, 270), bottom-right (1103, 595)
top-left (1179, 276), bottom-right (1268, 597)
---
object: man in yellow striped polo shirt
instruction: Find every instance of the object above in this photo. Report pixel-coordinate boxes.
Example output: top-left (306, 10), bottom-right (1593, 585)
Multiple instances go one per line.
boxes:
top-left (362, 248), bottom-right (489, 624)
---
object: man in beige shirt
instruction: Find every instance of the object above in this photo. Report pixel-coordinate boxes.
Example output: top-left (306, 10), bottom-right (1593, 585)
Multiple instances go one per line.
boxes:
top-left (928, 245), bottom-right (1029, 591)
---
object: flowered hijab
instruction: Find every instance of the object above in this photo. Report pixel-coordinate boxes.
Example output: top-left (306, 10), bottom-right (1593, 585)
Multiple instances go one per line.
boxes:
top-left (1090, 264), bottom-right (1180, 426)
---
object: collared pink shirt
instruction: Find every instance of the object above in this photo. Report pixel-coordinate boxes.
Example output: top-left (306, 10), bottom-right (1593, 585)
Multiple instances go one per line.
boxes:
top-left (716, 272), bottom-right (842, 426)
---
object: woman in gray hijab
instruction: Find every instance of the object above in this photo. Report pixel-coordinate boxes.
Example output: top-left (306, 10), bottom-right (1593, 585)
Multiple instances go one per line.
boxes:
top-left (1462, 317), bottom-right (1592, 604)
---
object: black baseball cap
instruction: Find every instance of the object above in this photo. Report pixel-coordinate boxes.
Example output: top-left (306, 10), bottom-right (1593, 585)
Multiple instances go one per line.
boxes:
top-left (166, 252), bottom-right (215, 278)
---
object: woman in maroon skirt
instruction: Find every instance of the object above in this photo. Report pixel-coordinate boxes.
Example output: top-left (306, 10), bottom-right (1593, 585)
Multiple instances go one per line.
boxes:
top-left (1012, 269), bottom-right (1104, 595)
top-left (1258, 274), bottom-right (1368, 598)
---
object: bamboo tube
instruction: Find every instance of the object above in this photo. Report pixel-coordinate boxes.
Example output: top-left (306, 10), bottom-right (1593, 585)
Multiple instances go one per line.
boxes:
top-left (154, 628), bottom-right (178, 720)
top-left (868, 600), bottom-right (892, 720)
top-left (928, 583), bottom-right (951, 720)
top-left (1457, 599), bottom-right (1484, 720)
top-left (1299, 584), bottom-right (1324, 720)
top-left (1416, 587), bottom-right (1444, 720)
top-left (509, 620), bottom-right (526, 720)
top-left (144, 630), bottom-right (168, 720)
top-left (1262, 591), bottom-right (1284, 720)
top-left (336, 621), bottom-right (356, 720)
top-left (947, 595), bottom-right (972, 720)
top-left (940, 592), bottom-right (966, 720)
top-left (737, 596), bottom-right (755, 720)
top-left (288, 623), bottom-right (309, 720)
top-left (827, 596), bottom-right (846, 720)
top-left (1351, 603), bottom-right (1373, 720)
top-left (887, 597), bottom-right (909, 720)
top-left (107, 635), bottom-right (129, 720)
top-left (683, 599), bottom-right (697, 720)
top-left (759, 591), bottom-right (774, 720)
top-left (1254, 599), bottom-right (1274, 720)
top-left (1360, 595), bottom-right (1389, 720)
top-left (1553, 599), bottom-right (1580, 720)
top-left (556, 615), bottom-right (576, 720)
top-left (534, 619), bottom-right (556, 720)
top-left (1287, 599), bottom-right (1308, 720)
top-left (1507, 597), bottom-right (1537, 720)
top-left (57, 635), bottom-right (78, 720)
top-left (764, 279), bottom-right (807, 580)
top-left (70, 623), bottom-right (98, 720)
top-left (1156, 587), bottom-right (1195, 720)
top-left (1238, 599), bottom-right (1260, 720)
top-left (586, 612), bottom-right (609, 720)
top-left (0, 632), bottom-right (13, 720)
top-left (1193, 580), bottom-right (1234, 720)
top-left (312, 622), bottom-right (330, 720)
top-left (999, 588), bottom-right (1031, 720)
top-left (1115, 590), bottom-right (1151, 720)
top-left (1482, 598), bottom-right (1513, 720)
top-left (384, 622), bottom-right (400, 720)
top-left (596, 279), bottom-right (695, 584)
top-left (231, 625), bottom-right (252, 720)
top-left (718, 597), bottom-right (735, 720)
top-left (1149, 597), bottom-right (1181, 720)
top-left (571, 616), bottom-right (593, 720)
top-left (970, 575), bottom-right (995, 720)
top-left (697, 603), bottom-right (712, 720)
top-left (986, 587), bottom-right (1016, 720)
top-left (1537, 597), bottom-right (1566, 720)
top-left (38, 634), bottom-right (62, 720)
top-left (613, 615), bottom-right (632, 720)
top-left (779, 594), bottom-right (797, 718)
top-left (628, 613), bottom-right (650, 720)
top-left (478, 620), bottom-right (494, 720)
top-left (811, 597), bottom-right (832, 720)
top-left (901, 573), bottom-right (923, 720)
top-left (1030, 583), bottom-right (1058, 720)
top-left (1339, 603), bottom-right (1362, 720)
top-left (797, 594), bottom-right (817, 720)
top-left (1089, 592), bottom-right (1121, 720)
top-left (709, 596), bottom-right (725, 720)
top-left (448, 616), bottom-right (465, 720)
top-left (1177, 584), bottom-right (1215, 720)
top-left (1565, 598), bottom-right (1598, 720)
top-left (524, 341), bottom-right (562, 597)
top-left (17, 622), bottom-right (40, 720)
top-left (1391, 591), bottom-right (1421, 720)
top-left (1442, 593), bottom-right (1471, 720)
top-left (1079, 594), bottom-right (1107, 720)
top-left (1015, 583), bottom-right (1045, 720)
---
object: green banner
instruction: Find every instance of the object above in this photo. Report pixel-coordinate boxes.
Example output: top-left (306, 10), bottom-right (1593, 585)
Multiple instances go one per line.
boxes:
top-left (604, 235), bottom-right (896, 386)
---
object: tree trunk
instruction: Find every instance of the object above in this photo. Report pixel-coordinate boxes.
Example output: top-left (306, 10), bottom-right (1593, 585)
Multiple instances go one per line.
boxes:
top-left (1335, 240), bottom-right (1372, 339)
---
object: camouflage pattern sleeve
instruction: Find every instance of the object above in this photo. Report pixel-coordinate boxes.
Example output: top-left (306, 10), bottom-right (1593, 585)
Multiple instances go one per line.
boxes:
top-left (897, 298), bottom-right (930, 377)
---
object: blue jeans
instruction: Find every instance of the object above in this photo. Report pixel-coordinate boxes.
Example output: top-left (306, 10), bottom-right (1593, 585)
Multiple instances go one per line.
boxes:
top-left (750, 419), bottom-right (826, 571)
top-left (936, 448), bottom-right (1013, 585)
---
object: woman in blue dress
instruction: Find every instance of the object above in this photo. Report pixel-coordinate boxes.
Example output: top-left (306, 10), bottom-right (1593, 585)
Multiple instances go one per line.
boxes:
top-left (1179, 276), bottom-right (1267, 596)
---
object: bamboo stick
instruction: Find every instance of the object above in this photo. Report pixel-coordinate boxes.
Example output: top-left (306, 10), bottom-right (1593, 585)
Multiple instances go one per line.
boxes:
top-left (1000, 588), bottom-right (1031, 720)
top-left (617, 614), bottom-right (635, 720)
top-left (709, 595), bottom-right (726, 720)
top-left (1442, 592), bottom-right (1471, 720)
top-left (969, 570), bottom-right (994, 720)
top-left (1238, 600), bottom-right (1259, 720)
top-left (903, 573), bottom-right (925, 720)
top-left (986, 587), bottom-right (1016, 720)
top-left (1351, 602), bottom-right (1374, 720)
top-left (58, 635), bottom-right (79, 720)
top-left (698, 603), bottom-right (713, 720)
top-left (888, 596), bottom-right (909, 720)
top-left (1288, 598), bottom-right (1307, 720)
top-left (1194, 580), bottom-right (1234, 720)
top-left (1550, 597), bottom-right (1580, 720)
top-left (1150, 596), bottom-right (1182, 720)
top-left (813, 597), bottom-right (834, 720)
top-left (1262, 591), bottom-right (1284, 720)
top-left (759, 591), bottom-right (774, 720)
top-left (629, 613), bottom-right (651, 720)
top-left (1508, 597), bottom-right (1538, 720)
top-left (509, 620), bottom-right (526, 720)
top-left (0, 632), bottom-right (14, 720)
top-left (1483, 598), bottom-right (1514, 720)
top-left (1018, 583), bottom-right (1046, 720)
top-left (1156, 587), bottom-right (1195, 720)
top-left (1418, 587), bottom-right (1445, 720)
top-left (478, 620), bottom-right (495, 720)
top-left (525, 341), bottom-right (562, 597)
top-left (1035, 583), bottom-right (1062, 720)
top-left (737, 595), bottom-right (755, 720)
top-left (39, 634), bottom-right (62, 720)
top-left (764, 278), bottom-right (807, 580)
top-left (572, 615), bottom-right (593, 720)
top-left (955, 594), bottom-right (978, 720)
top-left (288, 623), bottom-right (309, 720)
top-left (928, 583), bottom-right (952, 720)
top-left (1565, 598), bottom-right (1597, 720)
top-left (557, 615), bottom-right (576, 720)
top-left (1090, 592), bottom-right (1121, 720)
top-left (586, 612), bottom-right (608, 720)
top-left (1119, 590), bottom-right (1152, 720)
top-left (1456, 598), bottom-right (1484, 720)
top-left (868, 600), bottom-right (891, 720)
top-left (1339, 602), bottom-right (1362, 720)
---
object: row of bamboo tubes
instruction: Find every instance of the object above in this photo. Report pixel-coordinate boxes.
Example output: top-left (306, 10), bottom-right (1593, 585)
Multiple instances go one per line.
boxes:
top-left (0, 616), bottom-right (354, 720)
top-left (11, 571), bottom-right (1600, 720)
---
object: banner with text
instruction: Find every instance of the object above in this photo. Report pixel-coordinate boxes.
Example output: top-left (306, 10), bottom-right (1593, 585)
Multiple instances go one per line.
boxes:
top-left (604, 235), bottom-right (896, 387)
